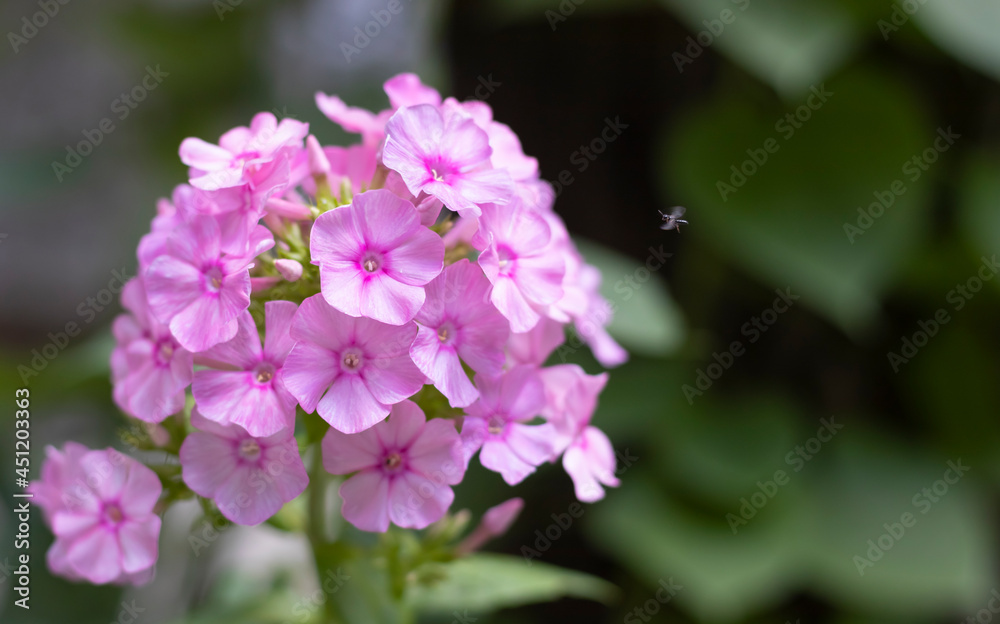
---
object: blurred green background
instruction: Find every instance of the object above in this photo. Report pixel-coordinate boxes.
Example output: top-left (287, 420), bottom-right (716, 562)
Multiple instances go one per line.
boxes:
top-left (3, 0), bottom-right (1000, 622)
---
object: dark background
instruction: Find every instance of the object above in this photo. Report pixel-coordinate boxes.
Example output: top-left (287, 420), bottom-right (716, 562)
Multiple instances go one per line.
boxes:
top-left (3, 0), bottom-right (1000, 622)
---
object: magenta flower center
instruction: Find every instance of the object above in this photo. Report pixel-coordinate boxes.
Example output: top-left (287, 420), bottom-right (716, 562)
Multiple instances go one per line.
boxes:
top-left (102, 503), bottom-right (124, 526)
top-left (487, 416), bottom-right (505, 435)
top-left (154, 339), bottom-right (175, 366)
top-left (204, 265), bottom-right (224, 292)
top-left (437, 321), bottom-right (456, 345)
top-left (238, 438), bottom-right (261, 461)
top-left (253, 362), bottom-right (275, 384)
top-left (383, 451), bottom-right (404, 472)
top-left (496, 246), bottom-right (516, 274)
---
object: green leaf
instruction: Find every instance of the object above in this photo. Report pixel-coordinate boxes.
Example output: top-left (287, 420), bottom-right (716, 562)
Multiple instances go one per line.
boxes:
top-left (406, 553), bottom-right (618, 615)
top-left (589, 420), bottom-right (997, 621)
top-left (913, 0), bottom-right (1000, 83)
top-left (663, 67), bottom-right (932, 334)
top-left (588, 475), bottom-right (805, 622)
top-left (574, 236), bottom-right (686, 357)
top-left (957, 152), bottom-right (1000, 269)
top-left (660, 0), bottom-right (860, 97)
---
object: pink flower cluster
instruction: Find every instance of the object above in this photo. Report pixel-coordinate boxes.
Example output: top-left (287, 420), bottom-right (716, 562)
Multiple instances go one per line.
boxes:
top-left (34, 74), bottom-right (625, 582)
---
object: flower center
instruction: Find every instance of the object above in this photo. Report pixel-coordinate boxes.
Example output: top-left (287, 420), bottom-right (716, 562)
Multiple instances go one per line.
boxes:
top-left (253, 362), bottom-right (275, 384)
top-left (383, 452), bottom-right (404, 472)
top-left (342, 352), bottom-right (362, 371)
top-left (487, 416), bottom-right (505, 435)
top-left (361, 251), bottom-right (383, 274)
top-left (496, 246), bottom-right (516, 273)
top-left (204, 265), bottom-right (224, 292)
top-left (103, 503), bottom-right (124, 525)
top-left (238, 438), bottom-right (261, 461)
top-left (437, 327), bottom-right (449, 342)
top-left (154, 339), bottom-right (175, 366)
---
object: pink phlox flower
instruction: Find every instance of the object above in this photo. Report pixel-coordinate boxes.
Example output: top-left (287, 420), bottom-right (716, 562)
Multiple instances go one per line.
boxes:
top-left (112, 277), bottom-right (193, 423)
top-left (192, 300), bottom-right (299, 437)
top-left (145, 214), bottom-right (274, 352)
top-left (310, 189), bottom-right (444, 325)
top-left (474, 201), bottom-right (565, 332)
top-left (40, 447), bottom-right (162, 585)
top-left (539, 364), bottom-right (618, 502)
top-left (282, 294), bottom-right (426, 434)
top-left (322, 400), bottom-right (463, 532)
top-left (180, 410), bottom-right (308, 526)
top-left (410, 259), bottom-right (508, 407)
top-left (460, 366), bottom-right (557, 485)
top-left (382, 104), bottom-right (513, 218)
top-left (180, 112), bottom-right (307, 191)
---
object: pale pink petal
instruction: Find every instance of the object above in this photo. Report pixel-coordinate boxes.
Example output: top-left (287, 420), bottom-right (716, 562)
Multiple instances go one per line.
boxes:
top-left (282, 343), bottom-right (340, 413)
top-left (384, 73), bottom-right (442, 109)
top-left (67, 527), bottom-right (122, 584)
top-left (339, 470), bottom-right (391, 532)
top-left (180, 137), bottom-right (232, 171)
top-left (215, 465), bottom-right (284, 525)
top-left (118, 517), bottom-right (161, 574)
top-left (318, 374), bottom-right (388, 434)
top-left (180, 430), bottom-right (239, 497)
top-left (119, 462), bottom-right (163, 517)
top-left (360, 274), bottom-right (425, 325)
top-left (383, 227), bottom-right (444, 286)
top-left (263, 300), bottom-right (299, 362)
top-left (387, 471), bottom-right (454, 529)
top-left (322, 426), bottom-right (383, 474)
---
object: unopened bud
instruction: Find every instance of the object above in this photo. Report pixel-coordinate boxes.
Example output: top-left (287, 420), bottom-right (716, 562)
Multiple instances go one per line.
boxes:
top-left (275, 259), bottom-right (303, 282)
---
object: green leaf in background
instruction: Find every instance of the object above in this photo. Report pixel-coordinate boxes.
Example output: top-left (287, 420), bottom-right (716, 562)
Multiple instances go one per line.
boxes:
top-left (913, 0), bottom-right (1000, 84)
top-left (664, 67), bottom-right (932, 335)
top-left (588, 415), bottom-right (997, 622)
top-left (574, 236), bottom-right (686, 358)
top-left (957, 152), bottom-right (1000, 274)
top-left (804, 431), bottom-right (994, 618)
top-left (588, 475), bottom-right (805, 622)
top-left (406, 553), bottom-right (618, 615)
top-left (654, 394), bottom-right (802, 506)
top-left (660, 0), bottom-right (860, 98)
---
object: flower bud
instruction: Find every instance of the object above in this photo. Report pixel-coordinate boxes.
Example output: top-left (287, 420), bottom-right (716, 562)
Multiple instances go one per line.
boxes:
top-left (275, 259), bottom-right (303, 282)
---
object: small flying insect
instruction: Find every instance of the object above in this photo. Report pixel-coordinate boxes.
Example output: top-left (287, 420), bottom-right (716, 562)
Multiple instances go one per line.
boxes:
top-left (659, 206), bottom-right (688, 232)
